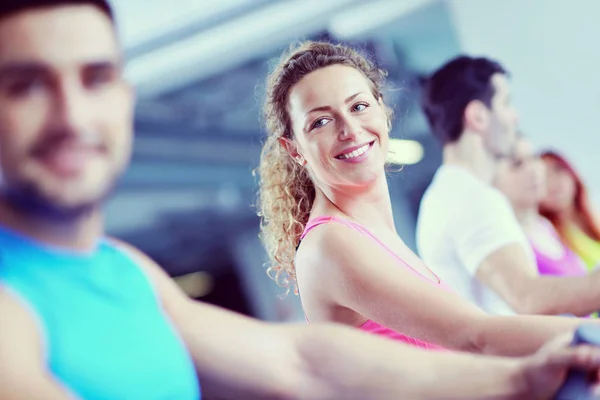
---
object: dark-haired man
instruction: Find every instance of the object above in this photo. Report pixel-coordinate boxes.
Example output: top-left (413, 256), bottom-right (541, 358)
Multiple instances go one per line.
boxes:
top-left (417, 56), bottom-right (600, 318)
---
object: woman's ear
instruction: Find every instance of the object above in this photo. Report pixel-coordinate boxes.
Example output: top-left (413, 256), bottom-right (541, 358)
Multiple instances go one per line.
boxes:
top-left (279, 137), bottom-right (306, 166)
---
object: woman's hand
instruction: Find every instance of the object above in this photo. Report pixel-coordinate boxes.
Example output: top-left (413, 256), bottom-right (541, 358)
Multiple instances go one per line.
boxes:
top-left (522, 332), bottom-right (600, 399)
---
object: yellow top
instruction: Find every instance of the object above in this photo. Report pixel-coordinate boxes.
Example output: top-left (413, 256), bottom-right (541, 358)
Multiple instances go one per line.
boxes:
top-left (565, 224), bottom-right (600, 272)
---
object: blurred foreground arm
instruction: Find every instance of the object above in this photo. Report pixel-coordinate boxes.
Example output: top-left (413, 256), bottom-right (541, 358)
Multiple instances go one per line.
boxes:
top-left (182, 301), bottom-right (600, 400)
top-left (122, 242), bottom-right (600, 400)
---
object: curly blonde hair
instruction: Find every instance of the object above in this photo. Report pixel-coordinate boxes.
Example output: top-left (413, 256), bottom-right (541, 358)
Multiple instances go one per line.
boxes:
top-left (256, 41), bottom-right (389, 296)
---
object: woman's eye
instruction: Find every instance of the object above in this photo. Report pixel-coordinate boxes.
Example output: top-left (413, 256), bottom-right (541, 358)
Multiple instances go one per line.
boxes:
top-left (311, 117), bottom-right (331, 130)
top-left (352, 102), bottom-right (369, 112)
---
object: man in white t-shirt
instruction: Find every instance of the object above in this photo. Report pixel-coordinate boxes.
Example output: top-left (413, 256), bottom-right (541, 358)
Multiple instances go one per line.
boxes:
top-left (416, 56), bottom-right (600, 316)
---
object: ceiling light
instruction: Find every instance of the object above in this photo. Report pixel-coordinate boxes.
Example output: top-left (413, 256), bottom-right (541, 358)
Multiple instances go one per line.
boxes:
top-left (386, 139), bottom-right (424, 165)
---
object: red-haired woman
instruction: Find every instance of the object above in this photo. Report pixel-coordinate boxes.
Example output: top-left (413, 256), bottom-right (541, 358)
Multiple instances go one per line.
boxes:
top-left (540, 151), bottom-right (600, 271)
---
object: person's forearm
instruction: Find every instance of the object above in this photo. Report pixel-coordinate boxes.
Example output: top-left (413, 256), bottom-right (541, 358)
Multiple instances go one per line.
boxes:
top-left (523, 271), bottom-right (600, 316)
top-left (294, 324), bottom-right (528, 400)
top-left (475, 315), bottom-right (594, 356)
top-left (512, 270), bottom-right (600, 316)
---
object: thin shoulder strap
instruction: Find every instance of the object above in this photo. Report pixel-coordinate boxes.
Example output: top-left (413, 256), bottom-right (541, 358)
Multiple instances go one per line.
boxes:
top-left (301, 216), bottom-right (441, 284)
top-left (300, 216), bottom-right (363, 240)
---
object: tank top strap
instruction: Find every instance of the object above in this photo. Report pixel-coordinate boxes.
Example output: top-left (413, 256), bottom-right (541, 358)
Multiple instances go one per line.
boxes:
top-left (301, 215), bottom-right (442, 284)
top-left (301, 216), bottom-right (364, 240)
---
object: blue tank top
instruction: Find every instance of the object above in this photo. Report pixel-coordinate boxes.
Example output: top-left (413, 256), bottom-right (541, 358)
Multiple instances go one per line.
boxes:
top-left (0, 225), bottom-right (201, 400)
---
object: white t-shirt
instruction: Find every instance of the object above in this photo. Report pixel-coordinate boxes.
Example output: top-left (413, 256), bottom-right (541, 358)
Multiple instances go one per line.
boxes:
top-left (416, 164), bottom-right (535, 316)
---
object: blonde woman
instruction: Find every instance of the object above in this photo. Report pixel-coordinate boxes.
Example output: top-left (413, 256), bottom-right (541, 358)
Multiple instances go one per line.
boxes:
top-left (257, 41), bottom-right (597, 355)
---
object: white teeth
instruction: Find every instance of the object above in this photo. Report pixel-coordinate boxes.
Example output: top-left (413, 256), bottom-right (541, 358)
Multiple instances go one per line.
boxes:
top-left (338, 143), bottom-right (370, 159)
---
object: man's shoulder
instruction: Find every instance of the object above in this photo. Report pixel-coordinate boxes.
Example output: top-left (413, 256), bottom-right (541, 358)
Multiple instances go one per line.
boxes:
top-left (107, 237), bottom-right (158, 270)
top-left (0, 284), bottom-right (61, 397)
top-left (0, 284), bottom-right (42, 344)
top-left (419, 173), bottom-right (514, 239)
top-left (427, 168), bottom-right (506, 206)
top-left (421, 171), bottom-right (478, 215)
top-left (106, 237), bottom-right (192, 314)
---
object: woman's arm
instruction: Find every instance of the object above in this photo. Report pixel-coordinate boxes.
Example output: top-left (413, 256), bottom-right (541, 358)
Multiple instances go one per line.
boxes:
top-left (297, 222), bottom-right (589, 356)
top-left (122, 243), bottom-right (600, 400)
top-left (292, 325), bottom-right (600, 400)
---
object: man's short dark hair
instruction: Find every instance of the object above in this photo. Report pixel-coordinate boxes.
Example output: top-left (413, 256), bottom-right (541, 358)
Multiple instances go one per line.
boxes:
top-left (0, 0), bottom-right (114, 23)
top-left (421, 55), bottom-right (507, 145)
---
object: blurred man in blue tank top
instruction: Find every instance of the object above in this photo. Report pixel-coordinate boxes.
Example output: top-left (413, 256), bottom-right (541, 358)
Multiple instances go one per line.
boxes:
top-left (2, 1), bottom-right (600, 400)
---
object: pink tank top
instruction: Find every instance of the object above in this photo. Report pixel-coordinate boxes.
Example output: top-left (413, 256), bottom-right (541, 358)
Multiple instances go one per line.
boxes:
top-left (300, 216), bottom-right (449, 351)
top-left (531, 221), bottom-right (587, 277)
